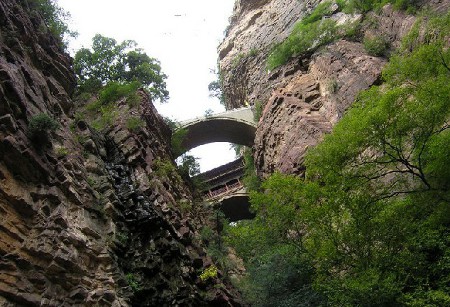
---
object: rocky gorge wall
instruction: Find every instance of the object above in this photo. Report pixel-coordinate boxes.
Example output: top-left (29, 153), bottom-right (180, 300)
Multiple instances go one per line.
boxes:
top-left (0, 0), bottom-right (241, 306)
top-left (218, 0), bottom-right (450, 177)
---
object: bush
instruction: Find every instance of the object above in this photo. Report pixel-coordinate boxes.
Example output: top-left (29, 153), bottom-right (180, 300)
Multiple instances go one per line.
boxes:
top-left (171, 128), bottom-right (188, 156)
top-left (177, 154), bottom-right (200, 177)
top-left (364, 35), bottom-right (389, 56)
top-left (199, 265), bottom-right (218, 282)
top-left (346, 0), bottom-right (420, 13)
top-left (267, 18), bottom-right (337, 70)
top-left (242, 149), bottom-right (261, 192)
top-left (125, 273), bottom-right (141, 292)
top-left (91, 105), bottom-right (118, 131)
top-left (98, 81), bottom-right (140, 105)
top-left (54, 145), bottom-right (68, 157)
top-left (27, 0), bottom-right (77, 48)
top-left (253, 101), bottom-right (263, 122)
top-left (153, 159), bottom-right (182, 183)
top-left (302, 0), bottom-right (335, 24)
top-left (126, 116), bottom-right (145, 132)
top-left (28, 113), bottom-right (59, 142)
top-left (342, 20), bottom-right (363, 41)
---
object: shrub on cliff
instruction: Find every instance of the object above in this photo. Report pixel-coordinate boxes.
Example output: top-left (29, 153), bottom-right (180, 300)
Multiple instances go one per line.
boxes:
top-left (97, 81), bottom-right (140, 105)
top-left (267, 1), bottom-right (338, 70)
top-left (363, 35), bottom-right (390, 56)
top-left (73, 34), bottom-right (169, 102)
top-left (28, 113), bottom-right (59, 144)
top-left (347, 0), bottom-right (420, 13)
top-left (27, 0), bottom-right (77, 48)
top-left (267, 0), bottom-right (423, 70)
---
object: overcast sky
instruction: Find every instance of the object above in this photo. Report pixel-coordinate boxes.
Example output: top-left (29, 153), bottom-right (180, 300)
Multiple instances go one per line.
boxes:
top-left (59, 0), bottom-right (237, 172)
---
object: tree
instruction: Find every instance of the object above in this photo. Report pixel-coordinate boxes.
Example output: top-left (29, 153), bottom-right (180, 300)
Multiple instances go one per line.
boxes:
top-left (73, 34), bottom-right (169, 102)
top-left (302, 14), bottom-right (450, 304)
top-left (27, 0), bottom-right (77, 48)
top-left (177, 154), bottom-right (200, 178)
top-left (227, 11), bottom-right (450, 306)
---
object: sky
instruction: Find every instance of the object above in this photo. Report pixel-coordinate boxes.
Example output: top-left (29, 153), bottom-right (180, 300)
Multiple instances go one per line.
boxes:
top-left (59, 0), bottom-right (237, 172)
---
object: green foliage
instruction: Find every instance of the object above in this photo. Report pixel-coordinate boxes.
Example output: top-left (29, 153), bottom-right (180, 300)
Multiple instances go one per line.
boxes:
top-left (267, 18), bottom-right (337, 70)
top-left (86, 176), bottom-right (96, 187)
top-left (231, 53), bottom-right (246, 68)
top-left (228, 12), bottom-right (450, 306)
top-left (27, 0), bottom-right (77, 48)
top-left (125, 273), bottom-right (141, 292)
top-left (267, 0), bottom-right (424, 69)
top-left (230, 144), bottom-right (243, 157)
top-left (231, 48), bottom-right (258, 68)
top-left (267, 0), bottom-right (343, 70)
top-left (28, 113), bottom-right (59, 143)
top-left (54, 145), bottom-right (68, 157)
top-left (363, 35), bottom-right (389, 56)
top-left (171, 128), bottom-right (188, 157)
top-left (236, 248), bottom-right (323, 307)
top-left (242, 149), bottom-right (261, 192)
top-left (74, 34), bottom-right (169, 102)
top-left (98, 81), bottom-right (140, 105)
top-left (199, 265), bottom-right (218, 282)
top-left (326, 78), bottom-right (339, 93)
top-left (162, 116), bottom-right (179, 130)
top-left (126, 116), bottom-right (145, 132)
top-left (208, 80), bottom-right (222, 100)
top-left (177, 154), bottom-right (200, 178)
top-left (197, 210), bottom-right (238, 278)
top-left (126, 92), bottom-right (141, 108)
top-left (225, 174), bottom-right (324, 305)
top-left (341, 19), bottom-right (363, 41)
top-left (252, 101), bottom-right (263, 122)
top-left (346, 0), bottom-right (420, 13)
top-left (303, 1), bottom-right (336, 24)
top-left (208, 67), bottom-right (226, 106)
top-left (116, 231), bottom-right (128, 245)
top-left (81, 82), bottom-right (143, 131)
top-left (152, 159), bottom-right (183, 185)
top-left (177, 200), bottom-right (194, 214)
top-left (90, 104), bottom-right (118, 131)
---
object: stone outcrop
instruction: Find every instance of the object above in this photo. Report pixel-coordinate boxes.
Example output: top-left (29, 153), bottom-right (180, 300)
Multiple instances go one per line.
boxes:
top-left (0, 0), bottom-right (242, 305)
top-left (254, 40), bottom-right (385, 175)
top-left (219, 0), bottom-right (449, 177)
top-left (219, 0), bottom-right (320, 109)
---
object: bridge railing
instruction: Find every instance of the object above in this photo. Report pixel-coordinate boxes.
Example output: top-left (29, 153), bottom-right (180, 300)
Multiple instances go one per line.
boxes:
top-left (178, 106), bottom-right (254, 127)
top-left (205, 181), bottom-right (244, 200)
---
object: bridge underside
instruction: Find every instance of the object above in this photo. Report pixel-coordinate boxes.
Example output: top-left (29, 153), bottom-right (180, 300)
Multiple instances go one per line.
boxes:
top-left (178, 119), bottom-right (256, 155)
top-left (220, 195), bottom-right (254, 222)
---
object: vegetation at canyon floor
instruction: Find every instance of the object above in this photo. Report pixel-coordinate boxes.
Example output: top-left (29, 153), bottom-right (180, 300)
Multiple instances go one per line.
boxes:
top-left (225, 11), bottom-right (450, 306)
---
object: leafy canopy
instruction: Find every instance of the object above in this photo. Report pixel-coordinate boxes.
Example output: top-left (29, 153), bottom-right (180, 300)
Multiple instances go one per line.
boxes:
top-left (74, 34), bottom-right (169, 102)
top-left (227, 11), bottom-right (450, 306)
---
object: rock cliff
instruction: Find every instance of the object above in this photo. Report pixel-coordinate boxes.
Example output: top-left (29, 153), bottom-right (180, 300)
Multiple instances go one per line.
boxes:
top-left (0, 0), bottom-right (241, 305)
top-left (218, 0), bottom-right (450, 177)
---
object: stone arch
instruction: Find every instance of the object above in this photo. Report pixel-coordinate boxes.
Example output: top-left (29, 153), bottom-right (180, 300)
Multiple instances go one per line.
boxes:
top-left (175, 108), bottom-right (256, 156)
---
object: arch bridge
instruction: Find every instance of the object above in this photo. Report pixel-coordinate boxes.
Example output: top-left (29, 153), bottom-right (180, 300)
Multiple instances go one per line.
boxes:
top-left (174, 107), bottom-right (256, 156)
top-left (176, 107), bottom-right (257, 221)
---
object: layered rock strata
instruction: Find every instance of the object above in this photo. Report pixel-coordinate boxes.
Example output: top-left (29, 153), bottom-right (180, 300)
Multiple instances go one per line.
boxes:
top-left (218, 0), bottom-right (449, 176)
top-left (0, 0), bottom-right (241, 305)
